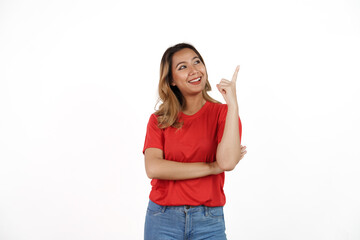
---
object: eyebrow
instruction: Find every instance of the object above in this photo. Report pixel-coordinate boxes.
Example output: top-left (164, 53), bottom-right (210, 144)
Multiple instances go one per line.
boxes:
top-left (175, 56), bottom-right (199, 69)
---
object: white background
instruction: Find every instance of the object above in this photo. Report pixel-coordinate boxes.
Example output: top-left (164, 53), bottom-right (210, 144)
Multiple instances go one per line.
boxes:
top-left (1, 0), bottom-right (360, 239)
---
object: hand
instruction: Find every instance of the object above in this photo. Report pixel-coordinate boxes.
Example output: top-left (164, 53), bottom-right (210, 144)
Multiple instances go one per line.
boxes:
top-left (216, 65), bottom-right (240, 108)
top-left (239, 145), bottom-right (247, 162)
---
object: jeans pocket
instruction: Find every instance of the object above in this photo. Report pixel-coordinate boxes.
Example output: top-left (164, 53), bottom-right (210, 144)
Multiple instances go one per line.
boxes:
top-left (147, 200), bottom-right (166, 215)
top-left (208, 206), bottom-right (224, 218)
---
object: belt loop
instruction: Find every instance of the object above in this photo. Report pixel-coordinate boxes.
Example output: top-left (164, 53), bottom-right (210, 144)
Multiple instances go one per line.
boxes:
top-left (204, 206), bottom-right (209, 217)
top-left (161, 206), bottom-right (167, 213)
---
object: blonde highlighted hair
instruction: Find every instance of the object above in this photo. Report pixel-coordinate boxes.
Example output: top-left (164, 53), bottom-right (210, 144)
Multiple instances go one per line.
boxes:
top-left (155, 43), bottom-right (219, 129)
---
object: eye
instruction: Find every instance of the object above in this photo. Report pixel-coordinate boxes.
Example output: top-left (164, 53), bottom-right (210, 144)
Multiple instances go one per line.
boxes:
top-left (178, 65), bottom-right (186, 70)
top-left (194, 59), bottom-right (201, 64)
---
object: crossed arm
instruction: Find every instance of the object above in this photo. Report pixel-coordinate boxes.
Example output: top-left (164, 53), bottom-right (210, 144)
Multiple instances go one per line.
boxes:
top-left (144, 148), bottom-right (224, 180)
top-left (144, 111), bottom-right (246, 180)
top-left (144, 66), bottom-right (247, 180)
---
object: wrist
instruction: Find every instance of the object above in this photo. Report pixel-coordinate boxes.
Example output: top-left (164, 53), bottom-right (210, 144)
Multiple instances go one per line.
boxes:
top-left (227, 103), bottom-right (239, 113)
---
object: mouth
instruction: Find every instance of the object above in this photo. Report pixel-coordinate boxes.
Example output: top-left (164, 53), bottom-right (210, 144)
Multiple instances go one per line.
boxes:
top-left (188, 77), bottom-right (202, 85)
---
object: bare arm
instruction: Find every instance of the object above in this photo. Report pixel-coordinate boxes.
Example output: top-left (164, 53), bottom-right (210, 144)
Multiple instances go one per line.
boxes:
top-left (144, 148), bottom-right (223, 180)
top-left (216, 105), bottom-right (246, 171)
top-left (216, 66), bottom-right (247, 171)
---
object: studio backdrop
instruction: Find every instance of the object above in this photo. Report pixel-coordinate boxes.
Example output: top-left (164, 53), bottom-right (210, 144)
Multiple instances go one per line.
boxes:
top-left (0, 0), bottom-right (359, 239)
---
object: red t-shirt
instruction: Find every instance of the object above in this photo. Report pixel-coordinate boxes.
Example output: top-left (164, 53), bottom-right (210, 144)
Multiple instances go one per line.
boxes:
top-left (143, 101), bottom-right (242, 207)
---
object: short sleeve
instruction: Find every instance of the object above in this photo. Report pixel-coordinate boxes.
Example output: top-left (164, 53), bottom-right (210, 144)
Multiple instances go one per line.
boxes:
top-left (217, 105), bottom-right (242, 144)
top-left (143, 114), bottom-right (164, 154)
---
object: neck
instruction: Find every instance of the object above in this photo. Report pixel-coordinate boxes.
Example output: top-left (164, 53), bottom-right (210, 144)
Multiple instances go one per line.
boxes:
top-left (182, 94), bottom-right (206, 115)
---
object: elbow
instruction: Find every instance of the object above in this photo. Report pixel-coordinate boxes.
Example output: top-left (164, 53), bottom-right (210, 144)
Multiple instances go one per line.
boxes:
top-left (144, 155), bottom-right (159, 179)
top-left (144, 150), bottom-right (164, 179)
top-left (218, 163), bottom-right (236, 171)
top-left (216, 146), bottom-right (241, 171)
top-left (217, 159), bottom-right (237, 171)
top-left (216, 149), bottom-right (241, 171)
top-left (145, 159), bottom-right (162, 179)
top-left (145, 171), bottom-right (153, 179)
top-left (144, 159), bottom-right (155, 179)
top-left (145, 165), bottom-right (156, 179)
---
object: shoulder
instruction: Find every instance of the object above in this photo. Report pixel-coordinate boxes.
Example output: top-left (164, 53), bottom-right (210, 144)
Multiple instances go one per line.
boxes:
top-left (146, 113), bottom-right (160, 126)
top-left (149, 113), bottom-right (159, 120)
top-left (206, 101), bottom-right (228, 114)
top-left (204, 102), bottom-right (228, 123)
top-left (148, 112), bottom-right (164, 121)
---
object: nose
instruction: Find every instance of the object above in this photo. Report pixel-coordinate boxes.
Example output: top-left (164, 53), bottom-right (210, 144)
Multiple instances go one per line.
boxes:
top-left (188, 64), bottom-right (199, 76)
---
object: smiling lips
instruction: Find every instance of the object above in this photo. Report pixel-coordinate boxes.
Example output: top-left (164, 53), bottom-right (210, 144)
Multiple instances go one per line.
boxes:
top-left (188, 77), bottom-right (202, 85)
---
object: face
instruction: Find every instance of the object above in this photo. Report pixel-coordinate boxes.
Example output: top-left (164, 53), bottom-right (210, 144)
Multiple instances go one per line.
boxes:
top-left (171, 48), bottom-right (207, 98)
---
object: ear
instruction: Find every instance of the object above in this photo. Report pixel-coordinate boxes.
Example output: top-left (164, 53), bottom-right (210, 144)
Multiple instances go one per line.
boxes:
top-left (171, 81), bottom-right (176, 86)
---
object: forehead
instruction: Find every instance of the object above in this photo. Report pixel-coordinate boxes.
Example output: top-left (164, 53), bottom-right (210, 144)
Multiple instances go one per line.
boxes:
top-left (172, 48), bottom-right (198, 64)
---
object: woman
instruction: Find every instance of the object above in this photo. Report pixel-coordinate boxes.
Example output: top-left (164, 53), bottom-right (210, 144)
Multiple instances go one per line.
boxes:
top-left (143, 43), bottom-right (247, 240)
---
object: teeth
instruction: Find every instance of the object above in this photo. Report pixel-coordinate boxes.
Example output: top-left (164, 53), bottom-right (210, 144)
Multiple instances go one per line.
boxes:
top-left (189, 77), bottom-right (201, 83)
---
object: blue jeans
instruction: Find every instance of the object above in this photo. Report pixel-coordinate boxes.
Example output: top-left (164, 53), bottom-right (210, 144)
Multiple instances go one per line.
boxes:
top-left (144, 200), bottom-right (227, 240)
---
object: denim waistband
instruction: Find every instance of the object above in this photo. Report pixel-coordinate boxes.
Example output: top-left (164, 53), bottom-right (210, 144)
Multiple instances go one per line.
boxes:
top-left (148, 200), bottom-right (223, 214)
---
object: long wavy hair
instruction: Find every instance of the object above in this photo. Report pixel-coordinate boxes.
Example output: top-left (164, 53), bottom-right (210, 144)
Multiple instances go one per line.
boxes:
top-left (155, 43), bottom-right (219, 129)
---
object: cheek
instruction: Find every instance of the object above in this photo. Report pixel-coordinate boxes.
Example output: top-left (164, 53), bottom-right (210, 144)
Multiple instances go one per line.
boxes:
top-left (173, 72), bottom-right (187, 84)
top-left (202, 70), bottom-right (208, 81)
top-left (199, 66), bottom-right (207, 76)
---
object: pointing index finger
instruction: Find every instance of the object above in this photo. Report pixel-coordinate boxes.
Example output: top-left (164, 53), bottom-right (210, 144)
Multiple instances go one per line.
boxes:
top-left (232, 65), bottom-right (240, 82)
